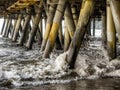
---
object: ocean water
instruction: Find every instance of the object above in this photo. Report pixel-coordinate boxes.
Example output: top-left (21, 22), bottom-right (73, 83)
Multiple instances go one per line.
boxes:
top-left (1, 78), bottom-right (120, 90)
top-left (0, 37), bottom-right (120, 90)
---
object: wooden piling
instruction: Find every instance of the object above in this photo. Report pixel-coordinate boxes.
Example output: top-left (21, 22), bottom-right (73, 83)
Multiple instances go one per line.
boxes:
top-left (67, 0), bottom-right (96, 68)
top-left (87, 20), bottom-right (91, 35)
top-left (71, 5), bottom-right (78, 26)
top-left (18, 14), bottom-right (31, 46)
top-left (39, 19), bottom-right (43, 40)
top-left (11, 19), bottom-right (17, 39)
top-left (9, 20), bottom-right (13, 38)
top-left (64, 26), bottom-right (70, 51)
top-left (3, 18), bottom-right (9, 37)
top-left (101, 10), bottom-right (107, 49)
top-left (5, 18), bottom-right (12, 37)
top-left (41, 4), bottom-right (57, 51)
top-left (110, 0), bottom-right (120, 43)
top-left (12, 14), bottom-right (22, 42)
top-left (58, 23), bottom-right (63, 49)
top-left (93, 18), bottom-right (95, 36)
top-left (65, 3), bottom-right (75, 39)
top-left (43, 0), bottom-right (67, 58)
top-left (37, 20), bottom-right (43, 45)
top-left (107, 0), bottom-right (116, 59)
top-left (0, 18), bottom-right (6, 35)
top-left (26, 12), bottom-right (42, 49)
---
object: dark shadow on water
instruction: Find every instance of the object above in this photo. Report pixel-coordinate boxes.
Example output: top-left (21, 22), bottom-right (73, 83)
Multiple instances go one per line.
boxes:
top-left (0, 36), bottom-right (120, 90)
top-left (2, 78), bottom-right (120, 90)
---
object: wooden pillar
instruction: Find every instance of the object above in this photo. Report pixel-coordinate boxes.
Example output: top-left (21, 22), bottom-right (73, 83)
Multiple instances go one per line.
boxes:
top-left (37, 20), bottom-right (43, 45)
top-left (41, 4), bottom-right (57, 51)
top-left (43, 13), bottom-right (47, 29)
top-left (71, 5), bottom-right (78, 26)
top-left (18, 14), bottom-right (31, 46)
top-left (9, 20), bottom-right (13, 38)
top-left (93, 18), bottom-right (95, 36)
top-left (5, 18), bottom-right (12, 37)
top-left (55, 35), bottom-right (62, 50)
top-left (11, 19), bottom-right (17, 39)
top-left (107, 0), bottom-right (116, 59)
top-left (110, 0), bottom-right (120, 43)
top-left (67, 0), bottom-right (96, 68)
top-left (3, 18), bottom-right (9, 37)
top-left (24, 21), bottom-right (31, 43)
top-left (0, 18), bottom-right (6, 35)
top-left (12, 14), bottom-right (22, 42)
top-left (39, 19), bottom-right (43, 39)
top-left (58, 23), bottom-right (63, 49)
top-left (101, 10), bottom-right (107, 49)
top-left (64, 26), bottom-right (70, 51)
top-left (43, 0), bottom-right (67, 58)
top-left (65, 3), bottom-right (75, 39)
top-left (26, 12), bottom-right (42, 49)
top-left (87, 20), bottom-right (91, 35)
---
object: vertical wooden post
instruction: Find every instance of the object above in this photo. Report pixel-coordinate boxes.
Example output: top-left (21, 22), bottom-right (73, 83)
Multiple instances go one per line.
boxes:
top-left (9, 20), bottom-right (13, 38)
top-left (65, 3), bottom-right (75, 39)
top-left (12, 14), bottom-right (22, 42)
top-left (55, 35), bottom-right (62, 50)
top-left (24, 20), bottom-right (31, 43)
top-left (107, 0), bottom-right (116, 59)
top-left (110, 0), bottom-right (120, 43)
top-left (19, 23), bottom-right (23, 36)
top-left (11, 19), bottom-right (17, 39)
top-left (0, 18), bottom-right (6, 35)
top-left (37, 20), bottom-right (43, 45)
top-left (3, 18), bottom-right (9, 37)
top-left (43, 0), bottom-right (67, 58)
top-left (101, 10), bottom-right (107, 49)
top-left (93, 18), bottom-right (95, 36)
top-left (64, 26), bottom-right (70, 51)
top-left (41, 4), bottom-right (57, 51)
top-left (58, 23), bottom-right (63, 49)
top-left (5, 18), bottom-right (12, 37)
top-left (71, 5), bottom-right (78, 26)
top-left (67, 0), bottom-right (96, 68)
top-left (18, 14), bottom-right (31, 46)
top-left (39, 19), bottom-right (43, 39)
top-left (43, 13), bottom-right (47, 29)
top-left (26, 12), bottom-right (42, 49)
top-left (87, 20), bottom-right (91, 35)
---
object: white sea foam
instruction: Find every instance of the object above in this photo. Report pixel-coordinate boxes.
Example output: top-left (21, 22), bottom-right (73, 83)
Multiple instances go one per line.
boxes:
top-left (52, 52), bottom-right (68, 72)
top-left (0, 37), bottom-right (120, 87)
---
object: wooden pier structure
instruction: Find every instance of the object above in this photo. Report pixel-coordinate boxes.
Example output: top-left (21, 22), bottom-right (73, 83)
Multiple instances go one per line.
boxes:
top-left (0, 0), bottom-right (120, 68)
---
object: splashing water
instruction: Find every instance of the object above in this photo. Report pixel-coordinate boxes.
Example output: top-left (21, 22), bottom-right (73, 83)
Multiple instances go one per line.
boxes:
top-left (0, 37), bottom-right (120, 87)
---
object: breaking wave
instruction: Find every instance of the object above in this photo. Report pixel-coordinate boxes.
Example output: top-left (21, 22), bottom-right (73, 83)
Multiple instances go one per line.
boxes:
top-left (0, 37), bottom-right (120, 87)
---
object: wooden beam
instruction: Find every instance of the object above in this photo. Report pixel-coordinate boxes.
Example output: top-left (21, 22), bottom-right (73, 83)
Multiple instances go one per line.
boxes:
top-left (12, 14), bottom-right (22, 42)
top-left (110, 0), bottom-right (120, 43)
top-left (67, 0), bottom-right (96, 68)
top-left (107, 0), bottom-right (116, 59)
top-left (43, 0), bottom-right (67, 58)
top-left (41, 4), bottom-right (57, 51)
top-left (18, 14), bottom-right (31, 46)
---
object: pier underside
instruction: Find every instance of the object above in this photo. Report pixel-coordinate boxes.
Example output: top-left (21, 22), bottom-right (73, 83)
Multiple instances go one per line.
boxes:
top-left (0, 0), bottom-right (120, 71)
top-left (0, 0), bottom-right (120, 88)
